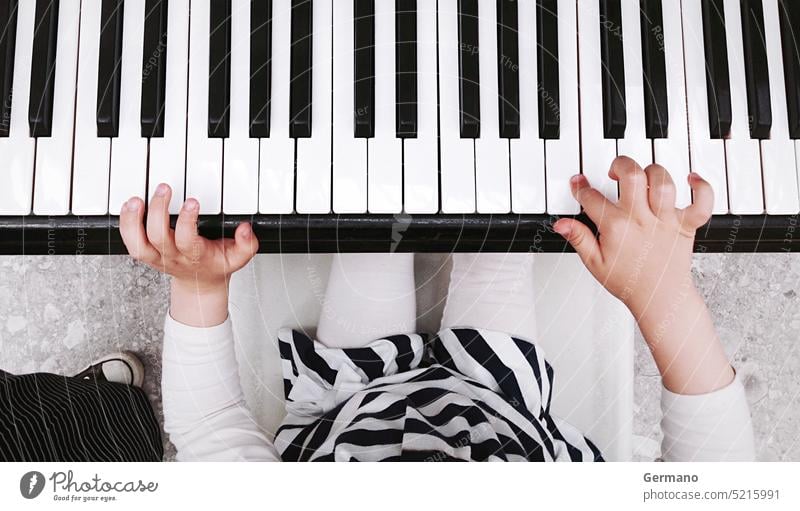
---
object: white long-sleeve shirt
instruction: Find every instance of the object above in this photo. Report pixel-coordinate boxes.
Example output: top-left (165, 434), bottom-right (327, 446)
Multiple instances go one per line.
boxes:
top-left (162, 314), bottom-right (756, 462)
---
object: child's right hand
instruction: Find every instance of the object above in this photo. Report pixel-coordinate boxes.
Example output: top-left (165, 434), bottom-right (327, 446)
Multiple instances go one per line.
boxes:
top-left (119, 184), bottom-right (258, 326)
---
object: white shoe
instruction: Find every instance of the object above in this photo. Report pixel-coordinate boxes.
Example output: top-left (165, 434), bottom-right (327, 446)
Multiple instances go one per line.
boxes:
top-left (73, 351), bottom-right (145, 388)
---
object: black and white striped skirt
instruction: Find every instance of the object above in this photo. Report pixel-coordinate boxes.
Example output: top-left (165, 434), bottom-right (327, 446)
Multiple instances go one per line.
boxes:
top-left (276, 328), bottom-right (603, 462)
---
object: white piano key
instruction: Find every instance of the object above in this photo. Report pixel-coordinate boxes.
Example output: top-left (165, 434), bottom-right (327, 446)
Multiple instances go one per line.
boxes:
top-left (32, 0), bottom-right (80, 215)
top-left (259, 0), bottom-right (294, 214)
top-left (149, 0), bottom-right (190, 214)
top-left (0, 0), bottom-right (35, 215)
top-left (617, 0), bottom-right (653, 168)
top-left (332, 0), bottom-right (367, 213)
top-left (473, 0), bottom-right (510, 213)
top-left (545, 0), bottom-right (580, 215)
top-left (510, 0), bottom-right (545, 214)
top-left (109, 0), bottom-right (148, 215)
top-left (681, 0), bottom-right (728, 214)
top-left (723, 0), bottom-right (763, 214)
top-left (368, 0), bottom-right (403, 214)
top-left (72, 0), bottom-right (111, 215)
top-left (437, 0), bottom-right (476, 214)
top-left (761, 0), bottom-right (799, 214)
top-left (296, 0), bottom-right (333, 214)
top-left (577, 0), bottom-right (617, 201)
top-left (186, 0), bottom-right (223, 213)
top-left (223, 0), bottom-right (259, 214)
top-left (653, 2), bottom-right (691, 208)
top-left (403, 0), bottom-right (438, 214)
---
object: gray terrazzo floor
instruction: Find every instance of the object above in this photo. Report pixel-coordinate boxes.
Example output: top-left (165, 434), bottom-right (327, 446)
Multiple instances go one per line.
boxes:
top-left (1, 253), bottom-right (798, 461)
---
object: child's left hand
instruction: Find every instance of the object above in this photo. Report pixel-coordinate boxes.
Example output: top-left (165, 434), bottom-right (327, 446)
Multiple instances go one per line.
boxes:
top-left (552, 156), bottom-right (713, 319)
top-left (554, 157), bottom-right (735, 395)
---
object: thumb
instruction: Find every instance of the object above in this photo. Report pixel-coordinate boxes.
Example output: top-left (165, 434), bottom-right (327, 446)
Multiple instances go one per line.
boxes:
top-left (553, 218), bottom-right (603, 273)
top-left (224, 222), bottom-right (260, 271)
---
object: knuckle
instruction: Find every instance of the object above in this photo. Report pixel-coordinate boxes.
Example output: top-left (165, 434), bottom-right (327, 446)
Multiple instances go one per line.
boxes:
top-left (174, 234), bottom-right (191, 253)
top-left (643, 163), bottom-right (665, 174)
top-left (615, 155), bottom-right (641, 174)
top-left (649, 182), bottom-right (673, 198)
top-left (596, 207), bottom-right (618, 224)
top-left (605, 215), bottom-right (624, 231)
top-left (626, 171), bottom-right (648, 189)
top-left (145, 227), bottom-right (161, 243)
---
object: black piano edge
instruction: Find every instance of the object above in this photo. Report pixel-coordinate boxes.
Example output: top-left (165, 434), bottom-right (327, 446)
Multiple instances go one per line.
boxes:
top-left (0, 214), bottom-right (799, 255)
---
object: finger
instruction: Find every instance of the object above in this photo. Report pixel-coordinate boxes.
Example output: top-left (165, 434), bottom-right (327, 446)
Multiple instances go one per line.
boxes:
top-left (678, 172), bottom-right (714, 231)
top-left (553, 218), bottom-right (603, 273)
top-left (608, 156), bottom-right (650, 217)
top-left (146, 183), bottom-right (178, 257)
top-left (174, 198), bottom-right (210, 260)
top-left (570, 174), bottom-right (618, 227)
top-left (223, 222), bottom-right (259, 272)
top-left (643, 164), bottom-right (677, 220)
top-left (119, 198), bottom-right (159, 263)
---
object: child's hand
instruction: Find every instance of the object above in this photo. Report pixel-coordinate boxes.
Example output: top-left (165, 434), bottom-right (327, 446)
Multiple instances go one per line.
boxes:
top-left (119, 184), bottom-right (258, 327)
top-left (553, 157), bottom-right (713, 318)
top-left (554, 157), bottom-right (734, 395)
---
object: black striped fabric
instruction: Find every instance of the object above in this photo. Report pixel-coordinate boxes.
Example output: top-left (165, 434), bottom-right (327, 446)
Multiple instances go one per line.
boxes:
top-left (0, 371), bottom-right (163, 462)
top-left (275, 328), bottom-right (603, 462)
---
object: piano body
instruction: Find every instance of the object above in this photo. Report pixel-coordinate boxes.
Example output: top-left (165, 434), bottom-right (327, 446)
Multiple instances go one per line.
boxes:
top-left (1, 0), bottom-right (800, 254)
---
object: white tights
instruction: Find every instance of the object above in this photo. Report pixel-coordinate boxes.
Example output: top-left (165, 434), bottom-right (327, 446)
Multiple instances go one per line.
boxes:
top-left (317, 253), bottom-right (537, 348)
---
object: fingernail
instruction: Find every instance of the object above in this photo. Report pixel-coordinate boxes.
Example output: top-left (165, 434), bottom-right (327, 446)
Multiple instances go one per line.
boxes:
top-left (155, 183), bottom-right (168, 196)
top-left (126, 199), bottom-right (139, 212)
top-left (553, 222), bottom-right (571, 237)
top-left (240, 224), bottom-right (251, 238)
top-left (688, 172), bottom-right (699, 182)
top-left (183, 198), bottom-right (198, 212)
top-left (570, 174), bottom-right (584, 185)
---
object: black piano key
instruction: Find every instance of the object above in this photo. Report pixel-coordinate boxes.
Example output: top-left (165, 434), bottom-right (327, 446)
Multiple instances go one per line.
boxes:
top-left (537, 0), bottom-right (559, 139)
top-left (640, 0), bottom-right (668, 139)
top-left (29, 0), bottom-right (59, 138)
top-left (0, 0), bottom-right (18, 138)
top-left (289, 0), bottom-right (312, 138)
top-left (779, 0), bottom-right (800, 138)
top-left (740, 0), bottom-right (771, 139)
top-left (141, 0), bottom-right (168, 138)
top-left (250, 0), bottom-right (272, 138)
top-left (458, 0), bottom-right (480, 138)
top-left (701, 0), bottom-right (732, 139)
top-left (208, 0), bottom-right (231, 138)
top-left (354, 0), bottom-right (374, 138)
top-left (395, 0), bottom-right (417, 138)
top-left (600, 0), bottom-right (626, 139)
top-left (97, 0), bottom-right (124, 138)
top-left (497, 0), bottom-right (520, 139)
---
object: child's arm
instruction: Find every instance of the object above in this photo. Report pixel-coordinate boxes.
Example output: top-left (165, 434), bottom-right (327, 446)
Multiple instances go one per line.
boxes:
top-left (120, 184), bottom-right (279, 461)
top-left (554, 157), bottom-right (755, 460)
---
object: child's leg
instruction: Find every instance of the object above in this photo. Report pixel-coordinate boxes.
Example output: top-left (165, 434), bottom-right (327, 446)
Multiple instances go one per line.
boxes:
top-left (441, 253), bottom-right (537, 340)
top-left (316, 253), bottom-right (417, 348)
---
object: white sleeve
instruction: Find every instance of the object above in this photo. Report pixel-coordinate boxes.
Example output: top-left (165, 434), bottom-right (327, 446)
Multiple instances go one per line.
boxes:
top-left (161, 313), bottom-right (280, 461)
top-left (660, 372), bottom-right (755, 461)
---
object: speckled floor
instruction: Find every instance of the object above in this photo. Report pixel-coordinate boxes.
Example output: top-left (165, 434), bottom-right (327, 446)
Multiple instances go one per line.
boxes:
top-left (1, 253), bottom-right (798, 461)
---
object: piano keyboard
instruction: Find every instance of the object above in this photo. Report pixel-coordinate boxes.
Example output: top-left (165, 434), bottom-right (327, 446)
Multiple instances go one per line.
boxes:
top-left (1, 0), bottom-right (800, 254)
